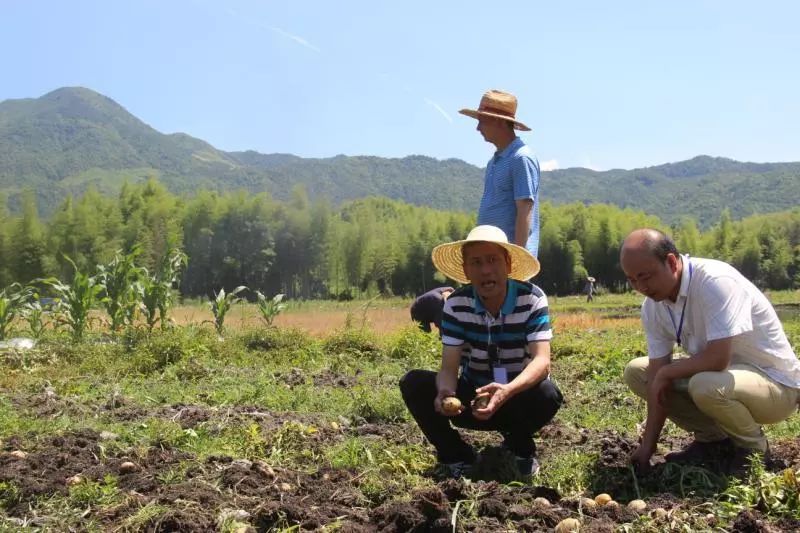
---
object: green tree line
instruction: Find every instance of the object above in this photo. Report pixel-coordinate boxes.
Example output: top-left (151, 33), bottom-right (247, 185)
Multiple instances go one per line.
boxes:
top-left (1, 178), bottom-right (799, 298)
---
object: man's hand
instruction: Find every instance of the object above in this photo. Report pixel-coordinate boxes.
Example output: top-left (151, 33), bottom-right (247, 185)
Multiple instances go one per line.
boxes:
top-left (471, 383), bottom-right (510, 420)
top-left (434, 389), bottom-right (462, 416)
top-left (651, 370), bottom-right (673, 409)
top-left (630, 444), bottom-right (654, 473)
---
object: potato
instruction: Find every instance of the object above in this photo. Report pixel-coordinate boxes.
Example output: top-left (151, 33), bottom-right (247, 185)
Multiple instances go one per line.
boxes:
top-left (533, 496), bottom-right (551, 507)
top-left (441, 396), bottom-right (462, 415)
top-left (120, 461), bottom-right (137, 473)
top-left (627, 499), bottom-right (647, 513)
top-left (651, 507), bottom-right (668, 520)
top-left (10, 450), bottom-right (28, 460)
top-left (554, 517), bottom-right (580, 532)
top-left (66, 475), bottom-right (83, 486)
top-left (579, 497), bottom-right (597, 509)
top-left (594, 493), bottom-right (612, 505)
top-left (471, 392), bottom-right (491, 410)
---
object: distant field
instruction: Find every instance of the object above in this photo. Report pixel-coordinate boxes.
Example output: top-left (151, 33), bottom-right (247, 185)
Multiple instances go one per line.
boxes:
top-left (166, 290), bottom-right (799, 336)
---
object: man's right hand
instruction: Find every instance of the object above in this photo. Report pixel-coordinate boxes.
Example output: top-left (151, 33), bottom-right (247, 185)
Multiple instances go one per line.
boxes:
top-left (630, 444), bottom-right (654, 473)
top-left (434, 390), bottom-right (461, 416)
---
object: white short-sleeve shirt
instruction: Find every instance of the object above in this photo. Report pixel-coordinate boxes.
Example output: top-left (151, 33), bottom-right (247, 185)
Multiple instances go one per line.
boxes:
top-left (641, 255), bottom-right (800, 389)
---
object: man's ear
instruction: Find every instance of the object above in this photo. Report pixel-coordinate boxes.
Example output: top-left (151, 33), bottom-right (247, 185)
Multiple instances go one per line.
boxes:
top-left (667, 253), bottom-right (680, 273)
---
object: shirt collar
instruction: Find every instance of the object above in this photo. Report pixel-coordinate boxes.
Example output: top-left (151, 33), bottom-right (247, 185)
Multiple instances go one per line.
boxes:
top-left (473, 279), bottom-right (517, 316)
top-left (494, 137), bottom-right (523, 160)
top-left (676, 254), bottom-right (692, 299)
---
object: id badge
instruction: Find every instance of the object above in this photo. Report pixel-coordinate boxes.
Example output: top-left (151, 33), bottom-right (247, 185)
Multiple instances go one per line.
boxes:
top-left (492, 367), bottom-right (508, 384)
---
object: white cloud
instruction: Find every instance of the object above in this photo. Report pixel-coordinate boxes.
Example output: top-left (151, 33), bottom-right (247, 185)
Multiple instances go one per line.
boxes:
top-left (268, 26), bottom-right (322, 53)
top-left (540, 159), bottom-right (559, 171)
top-left (424, 98), bottom-right (453, 123)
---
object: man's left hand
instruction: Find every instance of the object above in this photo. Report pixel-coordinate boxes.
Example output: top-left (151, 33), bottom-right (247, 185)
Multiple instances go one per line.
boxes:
top-left (472, 383), bottom-right (510, 420)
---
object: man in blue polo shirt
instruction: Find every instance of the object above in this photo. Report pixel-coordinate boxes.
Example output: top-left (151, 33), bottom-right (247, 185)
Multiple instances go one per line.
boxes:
top-left (399, 226), bottom-right (562, 479)
top-left (460, 90), bottom-right (541, 257)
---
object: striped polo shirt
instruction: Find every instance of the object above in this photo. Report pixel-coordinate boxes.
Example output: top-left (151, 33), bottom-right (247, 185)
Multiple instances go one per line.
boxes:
top-left (477, 137), bottom-right (541, 257)
top-left (440, 279), bottom-right (552, 386)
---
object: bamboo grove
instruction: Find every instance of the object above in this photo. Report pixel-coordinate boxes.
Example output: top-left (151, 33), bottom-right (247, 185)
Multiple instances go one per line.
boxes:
top-left (1, 178), bottom-right (800, 300)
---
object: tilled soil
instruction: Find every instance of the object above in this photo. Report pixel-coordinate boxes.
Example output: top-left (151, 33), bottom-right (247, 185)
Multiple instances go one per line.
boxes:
top-left (1, 412), bottom-right (798, 531)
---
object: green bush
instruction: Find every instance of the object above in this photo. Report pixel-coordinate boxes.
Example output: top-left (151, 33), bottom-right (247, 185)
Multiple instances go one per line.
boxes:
top-left (123, 328), bottom-right (212, 373)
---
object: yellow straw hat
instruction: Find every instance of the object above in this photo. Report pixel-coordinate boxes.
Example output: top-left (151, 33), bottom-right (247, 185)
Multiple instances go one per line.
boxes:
top-left (431, 225), bottom-right (541, 284)
top-left (459, 89), bottom-right (531, 131)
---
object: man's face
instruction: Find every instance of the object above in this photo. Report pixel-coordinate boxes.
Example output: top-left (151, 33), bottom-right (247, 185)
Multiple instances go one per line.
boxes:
top-left (462, 242), bottom-right (511, 301)
top-left (476, 115), bottom-right (508, 144)
top-left (621, 251), bottom-right (679, 301)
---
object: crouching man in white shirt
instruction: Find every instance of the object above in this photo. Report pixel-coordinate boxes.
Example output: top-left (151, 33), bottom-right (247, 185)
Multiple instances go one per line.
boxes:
top-left (620, 228), bottom-right (800, 475)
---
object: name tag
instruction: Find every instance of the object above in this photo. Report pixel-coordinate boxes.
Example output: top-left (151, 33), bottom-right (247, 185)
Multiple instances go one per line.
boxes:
top-left (493, 367), bottom-right (508, 384)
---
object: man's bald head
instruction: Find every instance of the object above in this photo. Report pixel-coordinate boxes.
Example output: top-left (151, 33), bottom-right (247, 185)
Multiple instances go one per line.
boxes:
top-left (620, 228), bottom-right (682, 302)
top-left (620, 229), bottom-right (679, 263)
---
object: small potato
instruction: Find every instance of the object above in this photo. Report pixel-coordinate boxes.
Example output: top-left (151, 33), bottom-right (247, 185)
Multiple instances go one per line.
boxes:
top-left (119, 461), bottom-right (137, 473)
top-left (579, 497), bottom-right (597, 509)
top-left (66, 475), bottom-right (83, 486)
top-left (533, 496), bottom-right (551, 507)
top-left (471, 392), bottom-right (491, 410)
top-left (10, 450), bottom-right (28, 460)
top-left (594, 493), bottom-right (612, 505)
top-left (554, 517), bottom-right (580, 532)
top-left (651, 507), bottom-right (668, 520)
top-left (441, 396), bottom-right (462, 415)
top-left (627, 499), bottom-right (647, 513)
top-left (605, 500), bottom-right (620, 509)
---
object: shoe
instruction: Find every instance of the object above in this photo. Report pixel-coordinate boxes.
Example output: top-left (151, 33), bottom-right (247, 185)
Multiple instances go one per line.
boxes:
top-left (725, 445), bottom-right (768, 477)
top-left (514, 455), bottom-right (540, 477)
top-left (439, 461), bottom-right (473, 480)
top-left (664, 438), bottom-right (731, 464)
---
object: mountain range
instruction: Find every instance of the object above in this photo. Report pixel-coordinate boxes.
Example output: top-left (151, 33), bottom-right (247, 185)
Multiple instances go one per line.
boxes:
top-left (1, 87), bottom-right (798, 226)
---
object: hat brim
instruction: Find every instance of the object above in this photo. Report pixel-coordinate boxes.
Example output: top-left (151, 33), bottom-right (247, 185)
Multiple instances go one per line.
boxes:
top-left (431, 240), bottom-right (541, 284)
top-left (459, 108), bottom-right (531, 131)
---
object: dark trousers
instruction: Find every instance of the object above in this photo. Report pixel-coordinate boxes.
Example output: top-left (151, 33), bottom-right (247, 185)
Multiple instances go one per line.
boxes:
top-left (399, 369), bottom-right (563, 463)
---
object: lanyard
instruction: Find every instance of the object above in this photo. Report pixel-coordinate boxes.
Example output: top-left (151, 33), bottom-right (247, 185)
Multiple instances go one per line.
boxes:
top-left (666, 259), bottom-right (692, 347)
top-left (485, 313), bottom-right (505, 369)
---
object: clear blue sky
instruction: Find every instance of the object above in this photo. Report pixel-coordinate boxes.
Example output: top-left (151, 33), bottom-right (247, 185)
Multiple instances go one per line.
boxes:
top-left (3, 1), bottom-right (799, 170)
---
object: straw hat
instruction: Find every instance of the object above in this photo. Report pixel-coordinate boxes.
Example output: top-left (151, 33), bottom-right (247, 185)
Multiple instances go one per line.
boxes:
top-left (459, 89), bottom-right (531, 131)
top-left (587, 276), bottom-right (596, 283)
top-left (431, 225), bottom-right (540, 284)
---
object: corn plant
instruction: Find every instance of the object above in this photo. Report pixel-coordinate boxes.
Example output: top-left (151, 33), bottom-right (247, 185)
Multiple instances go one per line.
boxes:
top-left (210, 286), bottom-right (247, 335)
top-left (139, 249), bottom-right (188, 331)
top-left (42, 257), bottom-right (104, 341)
top-left (96, 248), bottom-right (144, 332)
top-left (0, 283), bottom-right (33, 340)
top-left (21, 295), bottom-right (48, 340)
top-left (255, 291), bottom-right (287, 327)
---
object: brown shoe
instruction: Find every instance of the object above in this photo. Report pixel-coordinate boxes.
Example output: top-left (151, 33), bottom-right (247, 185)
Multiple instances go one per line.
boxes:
top-left (664, 438), bottom-right (732, 464)
top-left (725, 445), bottom-right (769, 477)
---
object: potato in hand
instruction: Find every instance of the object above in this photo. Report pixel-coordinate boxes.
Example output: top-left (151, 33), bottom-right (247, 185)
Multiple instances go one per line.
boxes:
top-left (441, 396), bottom-right (462, 415)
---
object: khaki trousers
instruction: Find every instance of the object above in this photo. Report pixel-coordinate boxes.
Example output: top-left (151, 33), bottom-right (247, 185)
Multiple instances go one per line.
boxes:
top-left (624, 356), bottom-right (799, 451)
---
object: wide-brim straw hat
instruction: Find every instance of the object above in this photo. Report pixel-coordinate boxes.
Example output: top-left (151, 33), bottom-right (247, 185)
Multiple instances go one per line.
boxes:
top-left (431, 225), bottom-right (541, 284)
top-left (459, 89), bottom-right (531, 131)
top-left (587, 276), bottom-right (596, 282)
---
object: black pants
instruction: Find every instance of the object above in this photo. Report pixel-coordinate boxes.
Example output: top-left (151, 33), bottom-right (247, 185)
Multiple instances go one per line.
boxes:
top-left (399, 369), bottom-right (563, 463)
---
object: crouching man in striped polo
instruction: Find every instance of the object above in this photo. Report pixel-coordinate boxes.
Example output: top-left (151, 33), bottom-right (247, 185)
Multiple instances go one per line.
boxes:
top-left (400, 225), bottom-right (563, 480)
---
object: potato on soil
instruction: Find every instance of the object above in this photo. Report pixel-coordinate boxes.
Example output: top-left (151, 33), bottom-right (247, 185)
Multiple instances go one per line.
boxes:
top-left (555, 517), bottom-right (580, 532)
top-left (627, 499), bottom-right (646, 513)
top-left (594, 493), bottom-right (612, 505)
top-left (441, 396), bottom-right (462, 415)
top-left (579, 497), bottom-right (596, 509)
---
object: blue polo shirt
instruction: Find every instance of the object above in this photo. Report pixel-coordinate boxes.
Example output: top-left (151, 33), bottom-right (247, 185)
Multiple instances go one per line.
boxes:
top-left (440, 279), bottom-right (552, 386)
top-left (477, 137), bottom-right (541, 257)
